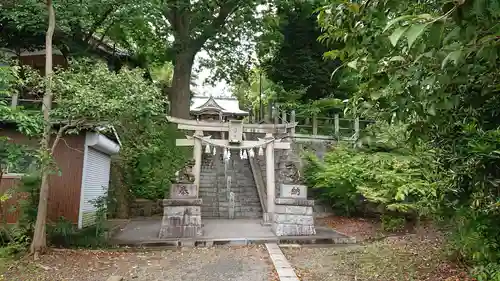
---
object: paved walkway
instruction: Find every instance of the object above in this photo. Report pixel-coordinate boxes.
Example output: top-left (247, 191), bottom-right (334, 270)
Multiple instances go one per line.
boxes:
top-left (113, 219), bottom-right (275, 243)
top-left (111, 218), bottom-right (349, 246)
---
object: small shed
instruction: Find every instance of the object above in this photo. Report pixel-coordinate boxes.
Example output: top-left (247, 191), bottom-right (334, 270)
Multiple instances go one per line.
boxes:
top-left (0, 125), bottom-right (120, 229)
top-left (78, 131), bottom-right (120, 228)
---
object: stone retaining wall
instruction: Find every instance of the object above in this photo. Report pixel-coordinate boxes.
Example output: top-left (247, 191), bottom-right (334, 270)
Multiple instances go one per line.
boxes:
top-left (129, 199), bottom-right (163, 217)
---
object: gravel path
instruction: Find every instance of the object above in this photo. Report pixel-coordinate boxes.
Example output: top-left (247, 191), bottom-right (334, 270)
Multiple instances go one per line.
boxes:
top-left (2, 246), bottom-right (273, 281)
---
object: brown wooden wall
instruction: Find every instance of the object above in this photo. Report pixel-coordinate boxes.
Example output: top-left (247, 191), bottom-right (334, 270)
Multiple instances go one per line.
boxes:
top-left (19, 54), bottom-right (67, 75)
top-left (0, 129), bottom-right (85, 224)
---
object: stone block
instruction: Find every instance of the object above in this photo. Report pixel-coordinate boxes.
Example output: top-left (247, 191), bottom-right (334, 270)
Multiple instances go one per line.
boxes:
top-left (170, 184), bottom-right (197, 199)
top-left (159, 224), bottom-right (202, 238)
top-left (163, 198), bottom-right (203, 206)
top-left (272, 223), bottom-right (316, 236)
top-left (162, 214), bottom-right (201, 226)
top-left (160, 204), bottom-right (203, 238)
top-left (275, 198), bottom-right (315, 206)
top-left (164, 206), bottom-right (201, 216)
top-left (273, 214), bottom-right (314, 226)
top-left (274, 205), bottom-right (313, 216)
top-left (279, 184), bottom-right (307, 199)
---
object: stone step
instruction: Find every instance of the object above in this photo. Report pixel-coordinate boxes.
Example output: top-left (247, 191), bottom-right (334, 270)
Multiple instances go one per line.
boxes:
top-left (199, 154), bottom-right (263, 219)
top-left (201, 204), bottom-right (262, 209)
top-left (200, 189), bottom-right (260, 192)
top-left (201, 203), bottom-right (261, 208)
top-left (201, 210), bottom-right (262, 216)
top-left (200, 198), bottom-right (261, 203)
top-left (201, 194), bottom-right (261, 199)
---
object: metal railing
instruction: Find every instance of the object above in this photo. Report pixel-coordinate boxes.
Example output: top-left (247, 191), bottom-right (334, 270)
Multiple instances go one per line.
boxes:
top-left (248, 107), bottom-right (373, 141)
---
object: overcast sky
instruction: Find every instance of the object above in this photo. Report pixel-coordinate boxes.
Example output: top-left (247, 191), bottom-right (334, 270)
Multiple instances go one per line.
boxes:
top-left (191, 50), bottom-right (230, 97)
top-left (190, 5), bottom-right (267, 97)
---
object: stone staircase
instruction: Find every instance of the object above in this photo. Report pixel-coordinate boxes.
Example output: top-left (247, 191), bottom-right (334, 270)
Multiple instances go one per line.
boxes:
top-left (199, 150), bottom-right (262, 219)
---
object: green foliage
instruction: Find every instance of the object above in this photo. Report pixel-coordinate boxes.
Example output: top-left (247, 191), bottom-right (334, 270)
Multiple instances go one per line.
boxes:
top-left (48, 195), bottom-right (109, 248)
top-left (448, 209), bottom-right (500, 267)
top-left (1, 62), bottom-right (43, 175)
top-left (380, 214), bottom-right (406, 232)
top-left (51, 59), bottom-right (163, 127)
top-left (0, 175), bottom-right (39, 257)
top-left (471, 263), bottom-right (500, 281)
top-left (259, 1), bottom-right (346, 105)
top-left (2, 173), bottom-right (43, 250)
top-left (1, 0), bottom-right (269, 84)
top-left (231, 69), bottom-right (291, 114)
top-left (116, 122), bottom-right (188, 200)
top-left (306, 123), bottom-right (439, 216)
top-left (0, 225), bottom-right (31, 258)
top-left (304, 148), bottom-right (363, 215)
top-left (317, 0), bottom-right (500, 275)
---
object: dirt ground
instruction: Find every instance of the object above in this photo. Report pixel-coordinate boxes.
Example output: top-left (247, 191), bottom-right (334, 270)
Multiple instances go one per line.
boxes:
top-left (287, 216), bottom-right (471, 281)
top-left (1, 216), bottom-right (472, 281)
top-left (0, 246), bottom-right (273, 281)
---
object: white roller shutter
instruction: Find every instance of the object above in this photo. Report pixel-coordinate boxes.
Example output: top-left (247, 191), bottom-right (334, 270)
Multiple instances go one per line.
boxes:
top-left (79, 148), bottom-right (111, 228)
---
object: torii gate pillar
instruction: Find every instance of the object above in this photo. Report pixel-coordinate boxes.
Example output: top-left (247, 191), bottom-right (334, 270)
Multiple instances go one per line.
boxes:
top-left (265, 133), bottom-right (276, 221)
top-left (193, 130), bottom-right (203, 191)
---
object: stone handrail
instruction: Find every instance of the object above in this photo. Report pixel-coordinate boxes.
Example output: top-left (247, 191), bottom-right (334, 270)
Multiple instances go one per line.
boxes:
top-left (243, 133), bottom-right (267, 213)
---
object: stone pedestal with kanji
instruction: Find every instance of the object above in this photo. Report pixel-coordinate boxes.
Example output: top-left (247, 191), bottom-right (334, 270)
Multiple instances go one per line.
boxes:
top-left (159, 183), bottom-right (203, 238)
top-left (271, 184), bottom-right (316, 236)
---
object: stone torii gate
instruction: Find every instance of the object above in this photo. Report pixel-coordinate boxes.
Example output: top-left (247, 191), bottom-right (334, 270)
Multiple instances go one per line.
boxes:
top-left (166, 116), bottom-right (297, 219)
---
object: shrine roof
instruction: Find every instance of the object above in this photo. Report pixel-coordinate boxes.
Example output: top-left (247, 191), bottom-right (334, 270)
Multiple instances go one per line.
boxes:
top-left (190, 95), bottom-right (248, 116)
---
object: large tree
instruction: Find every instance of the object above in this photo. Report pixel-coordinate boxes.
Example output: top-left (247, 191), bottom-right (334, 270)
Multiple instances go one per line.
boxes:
top-left (258, 1), bottom-right (346, 106)
top-left (141, 0), bottom-right (265, 118)
top-left (1, 0), bottom-right (268, 118)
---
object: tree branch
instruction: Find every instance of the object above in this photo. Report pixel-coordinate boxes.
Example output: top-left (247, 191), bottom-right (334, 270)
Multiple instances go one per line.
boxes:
top-left (83, 5), bottom-right (116, 43)
top-left (191, 0), bottom-right (239, 51)
top-left (87, 19), bottom-right (116, 52)
top-left (50, 123), bottom-right (74, 154)
top-left (164, 0), bottom-right (192, 44)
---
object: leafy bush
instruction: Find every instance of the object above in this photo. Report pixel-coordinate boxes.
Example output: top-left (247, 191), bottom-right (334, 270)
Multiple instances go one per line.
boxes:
top-left (381, 214), bottom-right (406, 232)
top-left (305, 123), bottom-right (439, 216)
top-left (17, 173), bottom-right (41, 231)
top-left (304, 149), bottom-right (363, 215)
top-left (448, 209), bottom-right (500, 270)
top-left (113, 120), bottom-right (189, 201)
top-left (470, 263), bottom-right (500, 281)
top-left (0, 225), bottom-right (32, 258)
top-left (317, 0), bottom-right (500, 276)
top-left (48, 217), bottom-right (108, 248)
top-left (48, 195), bottom-right (109, 248)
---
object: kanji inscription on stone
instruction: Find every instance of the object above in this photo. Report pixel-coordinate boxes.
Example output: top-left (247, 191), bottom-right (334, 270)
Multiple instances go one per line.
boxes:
top-left (170, 184), bottom-right (197, 199)
top-left (178, 185), bottom-right (189, 196)
top-left (280, 184), bottom-right (307, 199)
top-left (290, 186), bottom-right (301, 196)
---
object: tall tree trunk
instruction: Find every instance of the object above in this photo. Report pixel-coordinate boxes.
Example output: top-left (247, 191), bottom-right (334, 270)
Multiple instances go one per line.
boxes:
top-left (31, 0), bottom-right (55, 259)
top-left (168, 51), bottom-right (195, 119)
